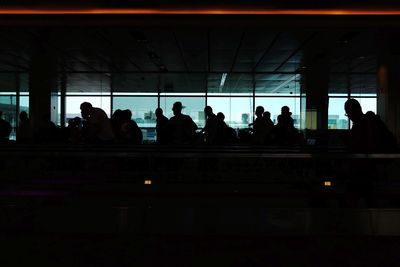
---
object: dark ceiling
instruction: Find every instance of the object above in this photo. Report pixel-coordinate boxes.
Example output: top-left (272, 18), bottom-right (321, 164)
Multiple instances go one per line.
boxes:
top-left (0, 27), bottom-right (378, 94)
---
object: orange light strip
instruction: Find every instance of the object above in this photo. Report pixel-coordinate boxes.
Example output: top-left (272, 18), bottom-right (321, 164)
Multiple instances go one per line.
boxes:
top-left (0, 8), bottom-right (399, 15)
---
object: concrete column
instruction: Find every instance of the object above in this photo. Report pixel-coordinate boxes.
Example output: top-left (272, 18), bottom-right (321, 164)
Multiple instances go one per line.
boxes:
top-left (377, 31), bottom-right (400, 141)
top-left (301, 36), bottom-right (331, 131)
top-left (29, 32), bottom-right (58, 132)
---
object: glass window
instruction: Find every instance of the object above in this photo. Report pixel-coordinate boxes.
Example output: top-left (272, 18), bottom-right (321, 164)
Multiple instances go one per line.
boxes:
top-left (65, 96), bottom-right (111, 124)
top-left (328, 97), bottom-right (349, 129)
top-left (66, 74), bottom-right (111, 94)
top-left (207, 97), bottom-right (253, 129)
top-left (255, 97), bottom-right (301, 128)
top-left (113, 96), bottom-right (158, 128)
top-left (159, 96), bottom-right (206, 128)
top-left (0, 95), bottom-right (17, 140)
top-left (353, 97), bottom-right (377, 114)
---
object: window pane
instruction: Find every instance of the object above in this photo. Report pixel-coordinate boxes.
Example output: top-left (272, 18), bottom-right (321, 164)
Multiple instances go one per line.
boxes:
top-left (353, 97), bottom-right (377, 114)
top-left (328, 97), bottom-right (349, 129)
top-left (19, 96), bottom-right (29, 115)
top-left (66, 74), bottom-right (111, 94)
top-left (113, 96), bottom-right (158, 128)
top-left (159, 96), bottom-right (205, 127)
top-left (255, 97), bottom-right (301, 128)
top-left (66, 96), bottom-right (110, 124)
top-left (0, 95), bottom-right (17, 140)
top-left (207, 97), bottom-right (253, 129)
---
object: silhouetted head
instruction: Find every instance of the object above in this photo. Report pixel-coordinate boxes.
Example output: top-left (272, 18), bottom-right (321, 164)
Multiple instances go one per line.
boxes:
top-left (155, 108), bottom-right (163, 117)
top-left (263, 111), bottom-right (271, 119)
top-left (172, 101), bottom-right (183, 116)
top-left (0, 111), bottom-right (3, 118)
top-left (19, 111), bottom-right (28, 121)
top-left (281, 106), bottom-right (292, 116)
top-left (121, 109), bottom-right (132, 121)
top-left (255, 106), bottom-right (264, 118)
top-left (277, 114), bottom-right (283, 124)
top-left (217, 112), bottom-right (225, 121)
top-left (112, 109), bottom-right (122, 120)
top-left (80, 102), bottom-right (93, 120)
top-left (345, 99), bottom-right (363, 123)
top-left (204, 106), bottom-right (213, 116)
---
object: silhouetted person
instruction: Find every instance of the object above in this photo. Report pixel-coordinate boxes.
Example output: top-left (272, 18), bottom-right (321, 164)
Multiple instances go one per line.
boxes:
top-left (16, 111), bottom-right (32, 143)
top-left (166, 101), bottom-right (198, 145)
top-left (263, 111), bottom-right (274, 143)
top-left (80, 102), bottom-right (114, 144)
top-left (280, 106), bottom-right (294, 127)
top-left (251, 106), bottom-right (270, 145)
top-left (0, 111), bottom-right (11, 142)
top-left (118, 109), bottom-right (143, 144)
top-left (155, 108), bottom-right (169, 145)
top-left (345, 98), bottom-right (396, 152)
top-left (344, 99), bottom-right (396, 207)
top-left (34, 115), bottom-right (57, 143)
top-left (263, 111), bottom-right (274, 128)
top-left (217, 112), bottom-right (237, 144)
top-left (67, 117), bottom-right (82, 144)
top-left (272, 113), bottom-right (299, 145)
top-left (202, 106), bottom-right (218, 144)
top-left (111, 109), bottom-right (123, 137)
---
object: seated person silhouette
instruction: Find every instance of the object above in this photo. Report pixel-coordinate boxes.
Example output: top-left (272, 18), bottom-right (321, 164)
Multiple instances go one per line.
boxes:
top-left (118, 109), bottom-right (143, 145)
top-left (0, 111), bottom-right (11, 142)
top-left (272, 107), bottom-right (299, 145)
top-left (17, 111), bottom-right (32, 143)
top-left (345, 98), bottom-right (396, 152)
top-left (217, 112), bottom-right (237, 144)
top-left (80, 102), bottom-right (115, 143)
top-left (166, 101), bottom-right (198, 145)
top-left (155, 108), bottom-right (169, 145)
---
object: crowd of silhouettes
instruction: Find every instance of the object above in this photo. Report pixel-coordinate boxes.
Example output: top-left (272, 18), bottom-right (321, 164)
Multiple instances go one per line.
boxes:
top-left (0, 99), bottom-right (396, 151)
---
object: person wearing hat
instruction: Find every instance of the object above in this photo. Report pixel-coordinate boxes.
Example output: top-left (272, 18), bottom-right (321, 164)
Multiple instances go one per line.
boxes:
top-left (166, 101), bottom-right (198, 145)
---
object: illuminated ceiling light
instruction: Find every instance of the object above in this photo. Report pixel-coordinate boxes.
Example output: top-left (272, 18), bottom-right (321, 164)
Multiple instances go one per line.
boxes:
top-left (1, 8), bottom-right (400, 15)
top-left (144, 179), bottom-right (152, 185)
top-left (324, 181), bottom-right (332, 187)
top-left (271, 74), bottom-right (300, 94)
top-left (219, 73), bottom-right (227, 93)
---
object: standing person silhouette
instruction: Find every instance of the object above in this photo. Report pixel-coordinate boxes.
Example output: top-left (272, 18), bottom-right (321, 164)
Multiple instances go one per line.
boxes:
top-left (166, 101), bottom-right (197, 145)
top-left (345, 98), bottom-right (396, 152)
top-left (202, 106), bottom-right (218, 145)
top-left (251, 106), bottom-right (269, 145)
top-left (344, 99), bottom-right (396, 207)
top-left (155, 108), bottom-right (169, 145)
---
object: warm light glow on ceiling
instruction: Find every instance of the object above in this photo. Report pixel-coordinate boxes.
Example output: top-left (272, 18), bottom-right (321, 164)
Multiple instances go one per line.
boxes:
top-left (0, 8), bottom-right (399, 15)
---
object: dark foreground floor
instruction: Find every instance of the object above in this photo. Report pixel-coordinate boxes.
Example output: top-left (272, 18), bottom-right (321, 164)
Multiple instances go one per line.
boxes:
top-left (2, 234), bottom-right (400, 267)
